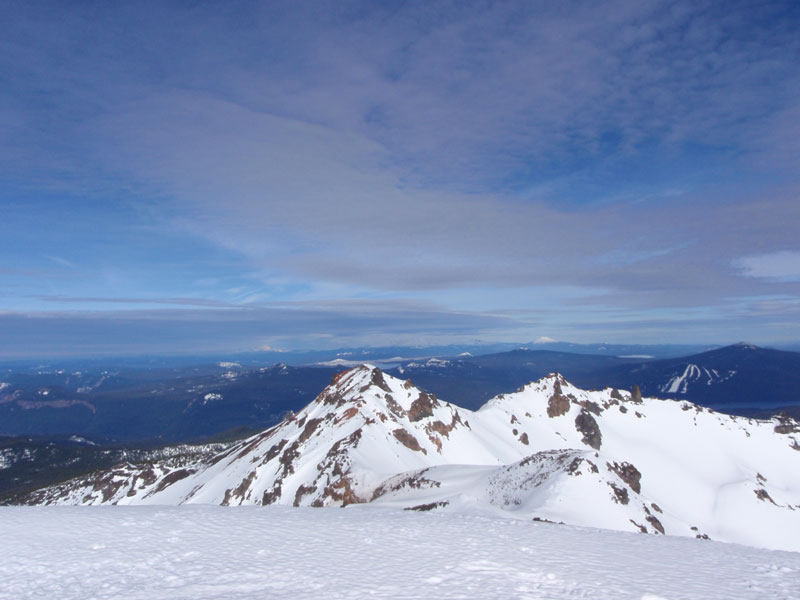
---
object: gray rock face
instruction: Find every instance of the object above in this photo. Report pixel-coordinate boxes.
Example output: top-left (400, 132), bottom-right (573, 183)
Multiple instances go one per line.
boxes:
top-left (574, 410), bottom-right (602, 449)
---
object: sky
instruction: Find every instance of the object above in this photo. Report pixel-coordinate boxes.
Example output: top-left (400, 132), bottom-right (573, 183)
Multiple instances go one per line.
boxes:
top-left (1, 0), bottom-right (800, 357)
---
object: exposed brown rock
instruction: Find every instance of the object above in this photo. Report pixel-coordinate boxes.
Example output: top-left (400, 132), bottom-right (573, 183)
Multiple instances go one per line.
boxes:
top-left (609, 482), bottom-right (629, 504)
top-left (547, 394), bottom-right (569, 419)
top-left (426, 416), bottom-right (459, 439)
top-left (575, 410), bottom-right (602, 449)
top-left (221, 470), bottom-right (257, 505)
top-left (631, 385), bottom-right (643, 404)
top-left (262, 483), bottom-right (282, 505)
top-left (278, 441), bottom-right (301, 477)
top-left (607, 461), bottom-right (642, 494)
top-left (774, 414), bottom-right (800, 434)
top-left (579, 400), bottom-right (602, 415)
top-left (153, 468), bottom-right (194, 494)
top-left (384, 394), bottom-right (406, 418)
top-left (532, 517), bottom-right (563, 524)
top-left (566, 457), bottom-right (584, 475)
top-left (93, 470), bottom-right (130, 503)
top-left (362, 368), bottom-right (391, 393)
top-left (547, 379), bottom-right (571, 418)
top-left (330, 369), bottom-right (349, 386)
top-left (236, 435), bottom-right (269, 460)
top-left (408, 391), bottom-right (437, 422)
top-left (754, 488), bottom-right (777, 504)
top-left (298, 418), bottom-right (323, 443)
top-left (262, 439), bottom-right (288, 464)
top-left (322, 476), bottom-right (363, 506)
top-left (519, 432), bottom-right (529, 445)
top-left (293, 484), bottom-right (316, 507)
top-left (339, 407), bottom-right (359, 421)
top-left (405, 501), bottom-right (449, 511)
top-left (371, 471), bottom-right (441, 501)
top-left (424, 418), bottom-right (457, 452)
top-left (392, 428), bottom-right (426, 454)
top-left (630, 520), bottom-right (648, 534)
top-left (646, 514), bottom-right (665, 534)
top-left (138, 468), bottom-right (158, 487)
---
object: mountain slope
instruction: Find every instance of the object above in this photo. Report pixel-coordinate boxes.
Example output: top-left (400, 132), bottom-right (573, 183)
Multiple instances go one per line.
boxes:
top-left (20, 366), bottom-right (800, 551)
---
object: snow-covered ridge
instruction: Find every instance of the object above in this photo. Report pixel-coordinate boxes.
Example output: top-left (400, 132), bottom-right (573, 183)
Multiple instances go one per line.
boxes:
top-left (20, 366), bottom-right (800, 551)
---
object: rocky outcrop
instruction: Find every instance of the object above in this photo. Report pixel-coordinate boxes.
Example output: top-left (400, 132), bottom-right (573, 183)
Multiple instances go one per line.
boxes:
top-left (607, 461), bottom-right (641, 494)
top-left (547, 379), bottom-right (572, 418)
top-left (575, 410), bottom-right (602, 449)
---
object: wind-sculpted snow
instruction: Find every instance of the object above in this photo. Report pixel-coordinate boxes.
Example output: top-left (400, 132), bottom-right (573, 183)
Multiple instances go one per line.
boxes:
top-left (19, 366), bottom-right (800, 551)
top-left (1, 506), bottom-right (799, 600)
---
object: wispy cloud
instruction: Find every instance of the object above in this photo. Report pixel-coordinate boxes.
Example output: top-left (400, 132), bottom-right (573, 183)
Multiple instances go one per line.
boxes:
top-left (1, 1), bottom-right (799, 354)
top-left (734, 252), bottom-right (800, 282)
top-left (43, 255), bottom-right (77, 269)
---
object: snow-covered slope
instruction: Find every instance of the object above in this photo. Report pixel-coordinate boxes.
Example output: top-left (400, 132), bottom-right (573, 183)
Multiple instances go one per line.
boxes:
top-left (3, 506), bottom-right (799, 600)
top-left (660, 363), bottom-right (737, 393)
top-left (21, 366), bottom-right (800, 551)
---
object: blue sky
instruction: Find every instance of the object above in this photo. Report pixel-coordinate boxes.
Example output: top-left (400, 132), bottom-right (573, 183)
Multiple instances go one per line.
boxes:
top-left (1, 0), bottom-right (800, 357)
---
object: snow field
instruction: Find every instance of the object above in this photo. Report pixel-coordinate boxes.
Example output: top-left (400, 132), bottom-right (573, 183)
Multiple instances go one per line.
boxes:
top-left (1, 505), bottom-right (799, 600)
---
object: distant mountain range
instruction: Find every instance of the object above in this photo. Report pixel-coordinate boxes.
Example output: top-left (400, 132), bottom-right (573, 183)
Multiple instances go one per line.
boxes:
top-left (13, 366), bottom-right (800, 551)
top-left (1, 343), bottom-right (799, 444)
top-left (0, 363), bottom-right (337, 441)
top-left (389, 343), bottom-right (800, 414)
top-left (0, 340), bottom-right (714, 371)
top-left (580, 343), bottom-right (800, 410)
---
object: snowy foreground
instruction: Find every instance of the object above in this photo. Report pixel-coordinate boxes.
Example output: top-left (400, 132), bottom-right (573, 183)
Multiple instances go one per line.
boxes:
top-left (1, 506), bottom-right (798, 600)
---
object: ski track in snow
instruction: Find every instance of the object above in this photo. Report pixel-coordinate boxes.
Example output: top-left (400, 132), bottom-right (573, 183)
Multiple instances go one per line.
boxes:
top-left (1, 506), bottom-right (798, 600)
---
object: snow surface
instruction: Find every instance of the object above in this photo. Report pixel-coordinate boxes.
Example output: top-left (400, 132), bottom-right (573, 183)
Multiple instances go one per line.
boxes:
top-left (0, 506), bottom-right (798, 600)
top-left (202, 392), bottom-right (223, 404)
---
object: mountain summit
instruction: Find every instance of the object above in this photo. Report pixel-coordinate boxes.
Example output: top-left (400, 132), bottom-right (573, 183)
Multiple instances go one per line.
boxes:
top-left (21, 365), bottom-right (800, 551)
